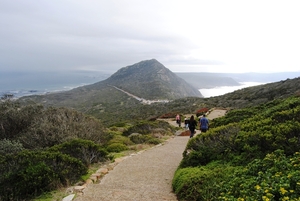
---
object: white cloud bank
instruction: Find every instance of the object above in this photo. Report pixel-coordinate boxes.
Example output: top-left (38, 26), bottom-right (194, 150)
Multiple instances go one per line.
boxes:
top-left (0, 0), bottom-right (299, 73)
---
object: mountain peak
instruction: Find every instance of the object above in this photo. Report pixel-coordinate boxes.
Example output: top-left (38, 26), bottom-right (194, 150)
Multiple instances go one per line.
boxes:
top-left (104, 59), bottom-right (202, 99)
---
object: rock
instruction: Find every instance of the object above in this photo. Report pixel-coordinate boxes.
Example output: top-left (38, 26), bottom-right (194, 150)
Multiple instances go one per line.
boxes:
top-left (91, 173), bottom-right (101, 179)
top-left (74, 186), bottom-right (85, 193)
top-left (62, 194), bottom-right (75, 201)
top-left (97, 167), bottom-right (109, 174)
top-left (85, 179), bottom-right (93, 185)
top-left (89, 176), bottom-right (98, 183)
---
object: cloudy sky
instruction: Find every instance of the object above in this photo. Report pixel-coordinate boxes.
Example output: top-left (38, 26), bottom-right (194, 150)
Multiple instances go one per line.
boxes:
top-left (1, 0), bottom-right (300, 73)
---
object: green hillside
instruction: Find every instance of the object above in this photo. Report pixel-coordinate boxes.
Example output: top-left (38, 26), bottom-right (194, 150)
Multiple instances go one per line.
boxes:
top-left (2, 64), bottom-right (300, 200)
top-left (173, 95), bottom-right (300, 200)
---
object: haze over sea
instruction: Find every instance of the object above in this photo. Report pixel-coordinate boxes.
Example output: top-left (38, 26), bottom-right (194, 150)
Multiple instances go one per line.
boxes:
top-left (0, 71), bottom-right (110, 98)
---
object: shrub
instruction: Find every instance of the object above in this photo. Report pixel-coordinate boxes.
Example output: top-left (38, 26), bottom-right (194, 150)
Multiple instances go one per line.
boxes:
top-left (0, 101), bottom-right (43, 140)
top-left (175, 96), bottom-right (300, 200)
top-left (173, 163), bottom-right (236, 201)
top-left (0, 138), bottom-right (24, 155)
top-left (218, 150), bottom-right (300, 200)
top-left (107, 135), bottom-right (134, 146)
top-left (19, 107), bottom-right (112, 149)
top-left (106, 143), bottom-right (128, 153)
top-left (0, 150), bottom-right (87, 200)
top-left (128, 133), bottom-right (162, 145)
top-left (122, 120), bottom-right (174, 137)
top-left (49, 139), bottom-right (109, 166)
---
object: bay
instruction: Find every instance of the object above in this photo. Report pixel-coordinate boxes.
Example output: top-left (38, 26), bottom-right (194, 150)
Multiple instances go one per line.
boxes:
top-left (199, 82), bottom-right (265, 98)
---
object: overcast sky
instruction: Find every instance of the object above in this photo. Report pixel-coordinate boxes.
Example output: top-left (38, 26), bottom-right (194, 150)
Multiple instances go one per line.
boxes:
top-left (1, 0), bottom-right (300, 73)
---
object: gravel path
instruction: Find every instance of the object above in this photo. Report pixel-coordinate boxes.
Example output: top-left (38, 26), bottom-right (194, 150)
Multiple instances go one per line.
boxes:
top-left (74, 136), bottom-right (190, 201)
top-left (73, 109), bottom-right (227, 201)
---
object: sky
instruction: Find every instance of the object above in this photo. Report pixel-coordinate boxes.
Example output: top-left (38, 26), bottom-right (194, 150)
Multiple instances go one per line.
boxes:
top-left (1, 0), bottom-right (300, 74)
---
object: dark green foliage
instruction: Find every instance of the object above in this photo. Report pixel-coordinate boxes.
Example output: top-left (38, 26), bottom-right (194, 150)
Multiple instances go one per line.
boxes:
top-left (0, 150), bottom-right (87, 201)
top-left (0, 101), bottom-right (112, 150)
top-left (181, 96), bottom-right (300, 167)
top-left (173, 163), bottom-right (236, 201)
top-left (122, 120), bottom-right (174, 136)
top-left (174, 96), bottom-right (300, 200)
top-left (19, 107), bottom-right (111, 149)
top-left (0, 138), bottom-right (24, 155)
top-left (0, 101), bottom-right (43, 140)
top-left (218, 150), bottom-right (300, 200)
top-left (129, 134), bottom-right (162, 145)
top-left (106, 143), bottom-right (128, 153)
top-left (48, 139), bottom-right (109, 166)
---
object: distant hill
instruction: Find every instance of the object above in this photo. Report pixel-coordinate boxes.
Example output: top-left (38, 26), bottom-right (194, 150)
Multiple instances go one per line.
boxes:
top-left (94, 59), bottom-right (202, 99)
top-left (175, 72), bottom-right (300, 89)
top-left (17, 73), bottom-right (300, 127)
top-left (18, 59), bottom-right (202, 124)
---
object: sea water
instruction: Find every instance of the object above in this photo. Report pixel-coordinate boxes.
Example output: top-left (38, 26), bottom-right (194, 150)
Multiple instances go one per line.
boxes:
top-left (0, 70), bottom-right (111, 98)
top-left (199, 82), bottom-right (265, 98)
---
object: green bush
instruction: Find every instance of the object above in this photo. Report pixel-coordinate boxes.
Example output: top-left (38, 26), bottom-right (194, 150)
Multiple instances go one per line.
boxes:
top-left (218, 150), bottom-right (300, 200)
top-left (174, 150), bottom-right (300, 201)
top-left (19, 107), bottom-right (111, 149)
top-left (173, 163), bottom-right (236, 201)
top-left (107, 135), bottom-right (134, 146)
top-left (128, 133), bottom-right (161, 144)
top-left (175, 96), bottom-right (300, 200)
top-left (0, 101), bottom-right (43, 140)
top-left (49, 139), bottom-right (109, 166)
top-left (106, 143), bottom-right (128, 153)
top-left (0, 150), bottom-right (87, 201)
top-left (0, 138), bottom-right (24, 155)
top-left (122, 120), bottom-right (174, 136)
top-left (181, 97), bottom-right (300, 167)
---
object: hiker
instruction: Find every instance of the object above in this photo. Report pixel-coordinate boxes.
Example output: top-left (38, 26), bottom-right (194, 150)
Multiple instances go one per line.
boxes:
top-left (176, 114), bottom-right (181, 127)
top-left (184, 117), bottom-right (189, 130)
top-left (188, 115), bottom-right (197, 138)
top-left (199, 114), bottom-right (209, 133)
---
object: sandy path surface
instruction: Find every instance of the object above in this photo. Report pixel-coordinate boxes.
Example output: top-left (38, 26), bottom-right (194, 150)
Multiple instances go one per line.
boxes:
top-left (74, 136), bottom-right (189, 201)
top-left (74, 109), bottom-right (226, 201)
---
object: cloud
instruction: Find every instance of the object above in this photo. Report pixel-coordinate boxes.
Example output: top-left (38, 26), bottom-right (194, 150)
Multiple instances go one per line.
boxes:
top-left (0, 0), bottom-right (300, 73)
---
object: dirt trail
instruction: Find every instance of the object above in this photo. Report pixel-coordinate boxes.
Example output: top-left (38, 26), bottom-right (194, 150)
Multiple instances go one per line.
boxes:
top-left (73, 109), bottom-right (227, 201)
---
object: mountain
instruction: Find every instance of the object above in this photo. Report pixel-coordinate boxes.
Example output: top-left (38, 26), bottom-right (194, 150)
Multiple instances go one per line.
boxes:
top-left (18, 59), bottom-right (202, 124)
top-left (20, 59), bottom-right (201, 103)
top-left (99, 59), bottom-right (202, 99)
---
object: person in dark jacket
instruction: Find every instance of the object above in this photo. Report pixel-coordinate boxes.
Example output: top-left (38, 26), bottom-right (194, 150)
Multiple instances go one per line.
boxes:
top-left (188, 115), bottom-right (197, 138)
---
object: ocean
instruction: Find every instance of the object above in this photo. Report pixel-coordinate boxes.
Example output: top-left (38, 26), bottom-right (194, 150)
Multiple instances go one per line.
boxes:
top-left (199, 82), bottom-right (265, 98)
top-left (0, 70), bottom-right (110, 98)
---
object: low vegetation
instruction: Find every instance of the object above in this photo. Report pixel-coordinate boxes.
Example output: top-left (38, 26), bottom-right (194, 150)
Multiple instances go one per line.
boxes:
top-left (172, 95), bottom-right (300, 200)
top-left (2, 75), bottom-right (300, 200)
top-left (0, 100), bottom-right (175, 200)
